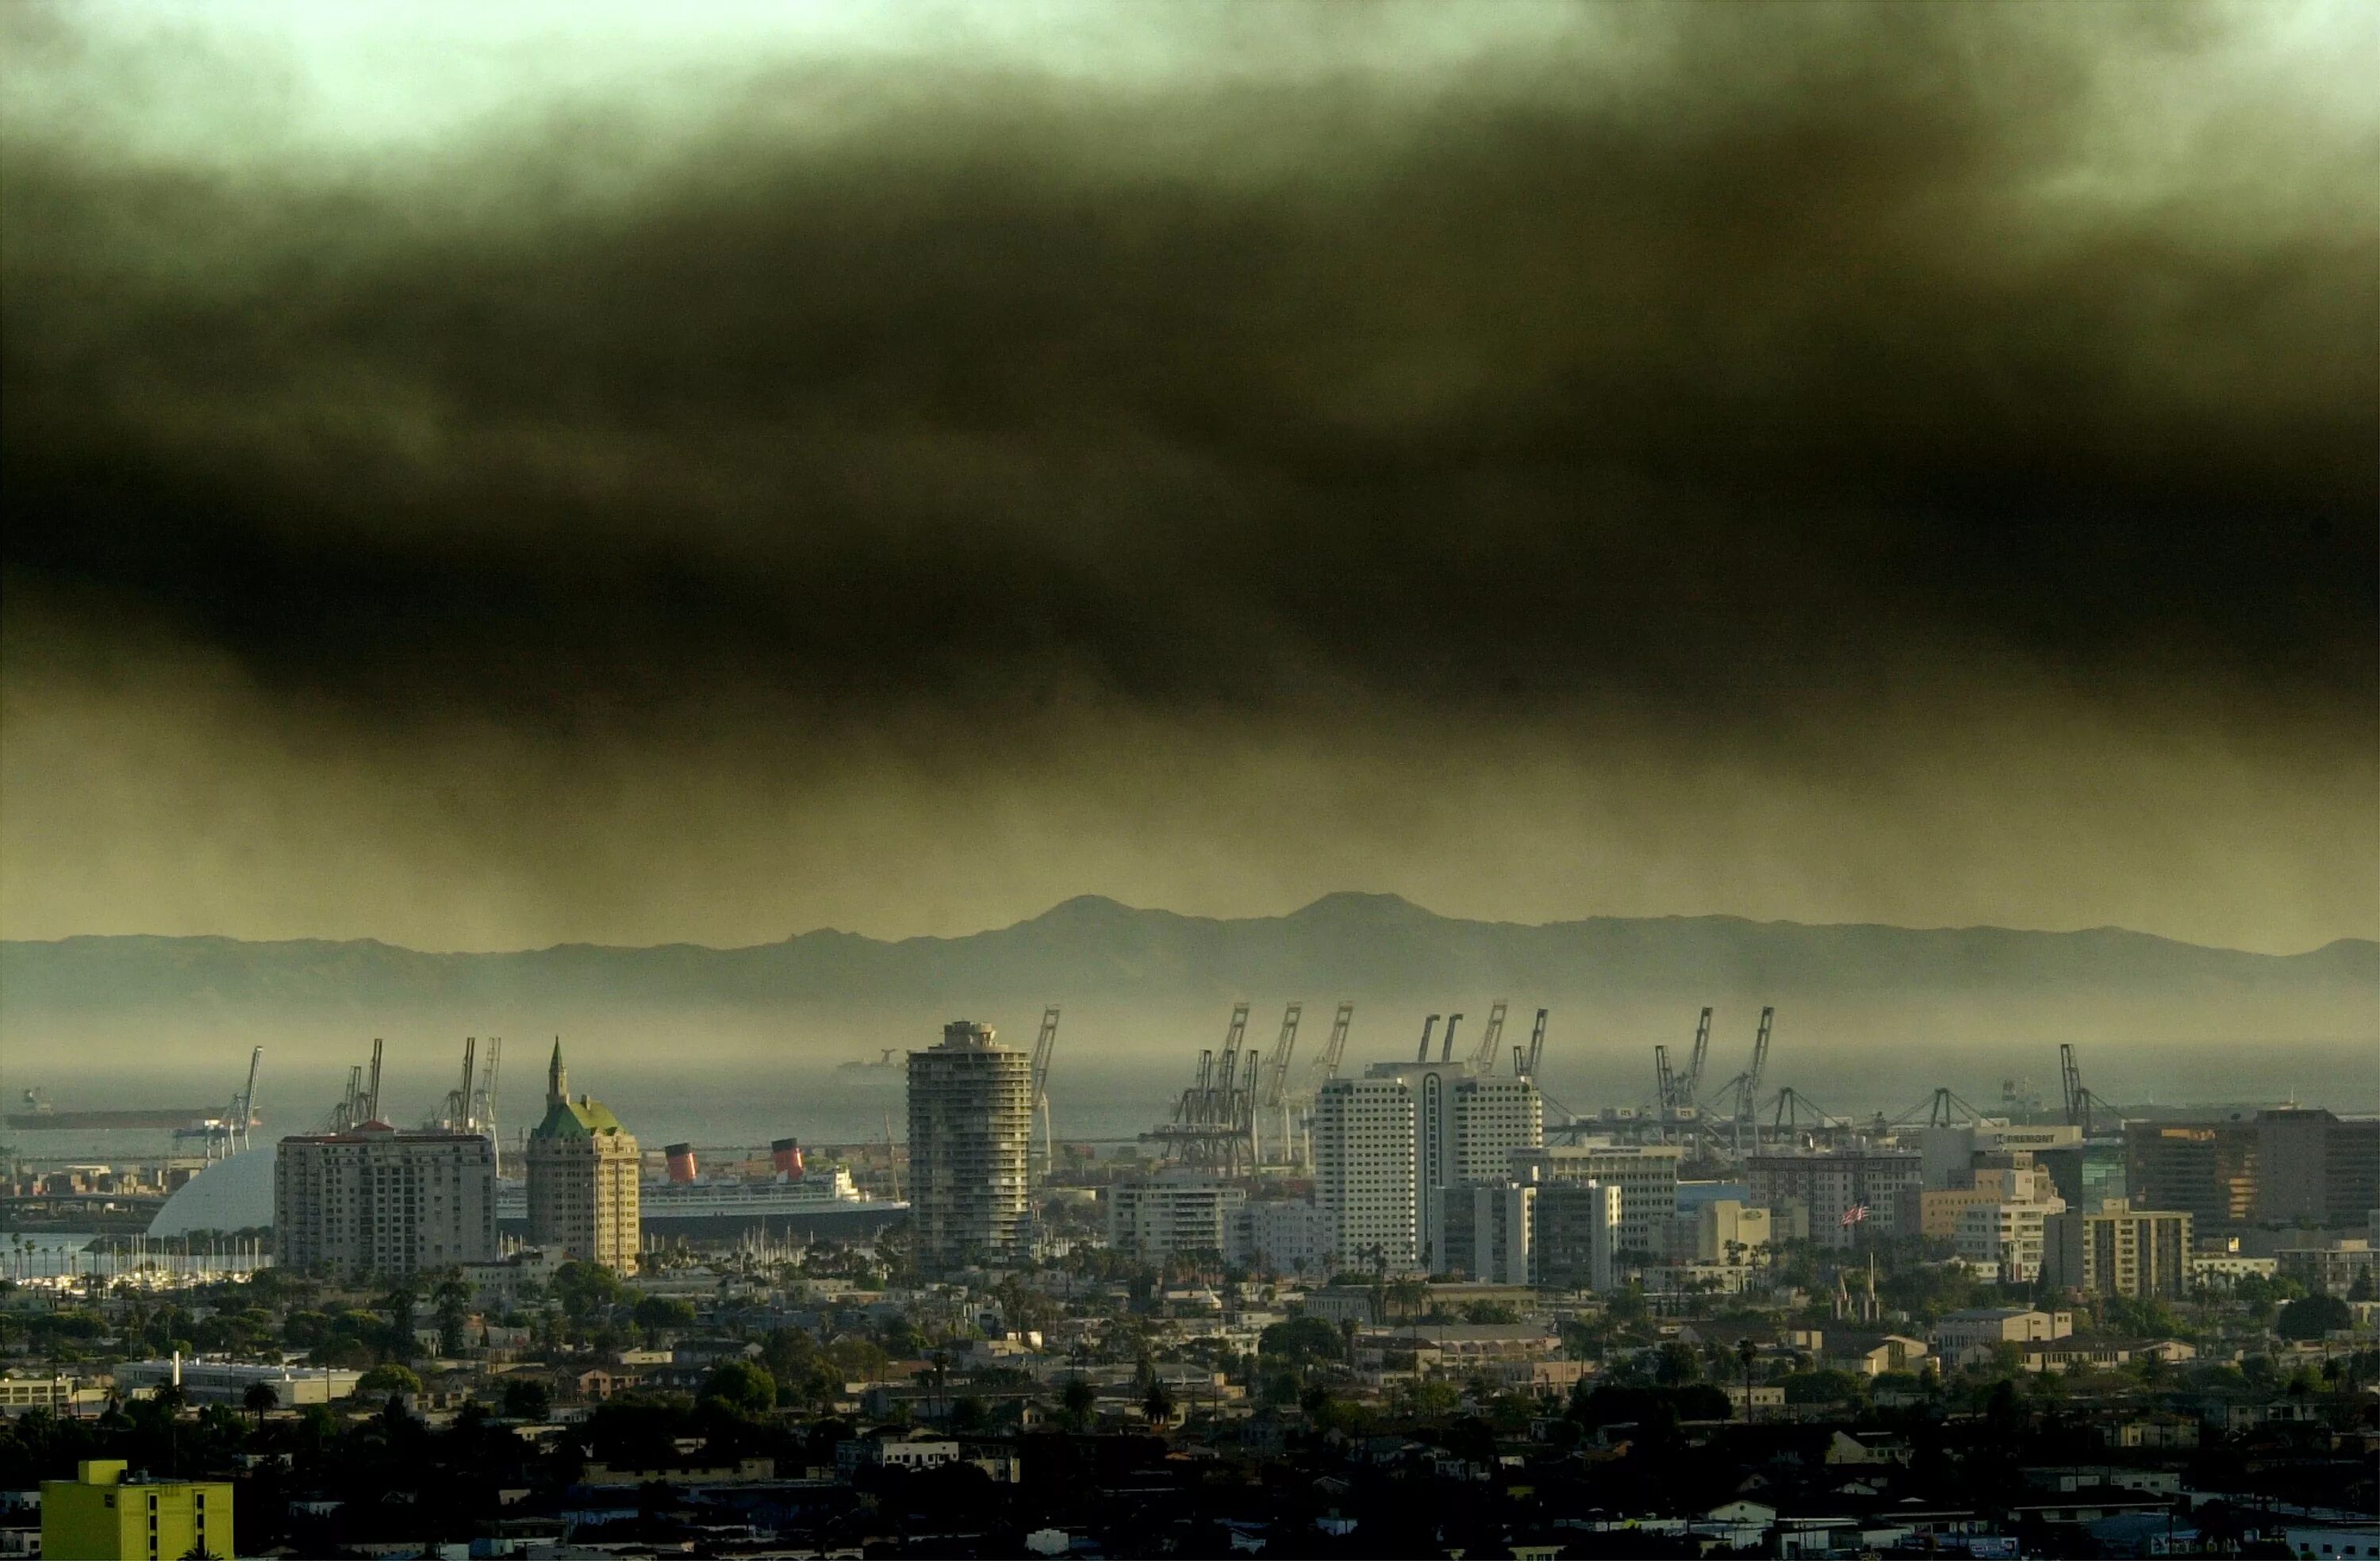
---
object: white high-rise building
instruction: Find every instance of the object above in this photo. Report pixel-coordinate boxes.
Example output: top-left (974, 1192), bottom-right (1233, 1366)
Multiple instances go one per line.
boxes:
top-left (907, 1020), bottom-right (1033, 1276)
top-left (1361, 1060), bottom-right (1543, 1271)
top-left (1313, 1075), bottom-right (1417, 1271)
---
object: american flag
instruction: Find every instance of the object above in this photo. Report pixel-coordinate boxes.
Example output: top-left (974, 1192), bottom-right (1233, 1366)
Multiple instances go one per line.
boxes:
top-left (1840, 1204), bottom-right (1870, 1228)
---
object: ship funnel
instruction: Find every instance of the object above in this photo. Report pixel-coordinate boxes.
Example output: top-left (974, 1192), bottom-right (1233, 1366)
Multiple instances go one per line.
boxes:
top-left (665, 1142), bottom-right (698, 1183)
top-left (772, 1137), bottom-right (804, 1178)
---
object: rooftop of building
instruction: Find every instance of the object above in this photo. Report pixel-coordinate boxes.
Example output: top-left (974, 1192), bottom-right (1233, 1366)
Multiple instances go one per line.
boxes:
top-left (533, 1093), bottom-right (628, 1140)
top-left (278, 1126), bottom-right (493, 1144)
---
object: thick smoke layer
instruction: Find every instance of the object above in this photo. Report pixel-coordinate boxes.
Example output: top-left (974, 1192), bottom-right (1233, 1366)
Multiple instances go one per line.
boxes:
top-left (2, 4), bottom-right (2374, 949)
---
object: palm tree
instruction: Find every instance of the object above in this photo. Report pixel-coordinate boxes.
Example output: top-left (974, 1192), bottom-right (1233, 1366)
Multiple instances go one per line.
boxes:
top-left (433, 1271), bottom-right (470, 1358)
top-left (242, 1379), bottom-right (278, 1428)
top-left (1060, 1375), bottom-right (1096, 1432)
top-left (1736, 1338), bottom-right (1759, 1421)
top-left (1142, 1377), bottom-right (1176, 1430)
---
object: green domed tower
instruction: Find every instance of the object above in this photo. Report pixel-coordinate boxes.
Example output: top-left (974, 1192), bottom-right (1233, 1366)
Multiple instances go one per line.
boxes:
top-left (525, 1039), bottom-right (641, 1271)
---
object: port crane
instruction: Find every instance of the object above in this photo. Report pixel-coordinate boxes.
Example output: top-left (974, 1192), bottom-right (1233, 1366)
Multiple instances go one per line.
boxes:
top-left (1254, 1003), bottom-right (1303, 1165)
top-left (2058, 1043), bottom-right (2125, 1138)
top-left (1145, 1003), bottom-right (1261, 1174)
top-left (1513, 1007), bottom-right (1549, 1079)
top-left (1466, 1000), bottom-right (1509, 1072)
top-left (1028, 1005), bottom-right (1061, 1183)
top-left (1287, 1002), bottom-right (1354, 1168)
top-left (1697, 1007), bottom-right (1772, 1154)
top-left (234, 1046), bottom-right (262, 1151)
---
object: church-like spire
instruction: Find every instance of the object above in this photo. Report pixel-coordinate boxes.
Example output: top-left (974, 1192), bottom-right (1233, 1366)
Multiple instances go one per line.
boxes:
top-left (548, 1038), bottom-right (567, 1107)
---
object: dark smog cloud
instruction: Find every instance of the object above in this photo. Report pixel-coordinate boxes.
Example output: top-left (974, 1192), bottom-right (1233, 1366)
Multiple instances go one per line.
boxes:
top-left (2, 4), bottom-right (2374, 951)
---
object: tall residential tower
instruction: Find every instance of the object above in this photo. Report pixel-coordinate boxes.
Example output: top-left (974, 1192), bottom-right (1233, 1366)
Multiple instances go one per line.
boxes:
top-left (908, 1020), bottom-right (1033, 1275)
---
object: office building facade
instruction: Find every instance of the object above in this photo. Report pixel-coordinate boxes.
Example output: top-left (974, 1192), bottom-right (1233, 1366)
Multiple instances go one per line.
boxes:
top-left (908, 1020), bottom-right (1033, 1275)
top-left (1438, 1181), bottom-right (1534, 1286)
top-left (1535, 1180), bottom-right (1622, 1291)
top-left (1515, 1145), bottom-right (1682, 1256)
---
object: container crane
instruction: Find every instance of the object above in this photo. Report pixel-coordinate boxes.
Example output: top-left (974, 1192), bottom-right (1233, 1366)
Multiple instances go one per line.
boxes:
top-left (1256, 1003), bottom-right (1303, 1164)
top-left (1683, 1007), bottom-right (1714, 1104)
top-left (1736, 1007), bottom-right (1773, 1152)
top-left (1414, 1013), bottom-right (1440, 1063)
top-left (1439, 1012), bottom-right (1464, 1064)
top-left (445, 1037), bottom-right (478, 1131)
top-left (1520, 1008), bottom-right (1549, 1078)
top-left (1029, 1005), bottom-right (1061, 1183)
top-left (234, 1046), bottom-right (262, 1151)
top-left (1467, 999), bottom-right (1509, 1072)
top-left (364, 1037), bottom-right (385, 1126)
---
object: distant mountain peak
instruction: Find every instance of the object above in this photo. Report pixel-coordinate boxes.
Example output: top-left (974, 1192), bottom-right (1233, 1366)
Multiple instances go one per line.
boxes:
top-left (1287, 890), bottom-right (1434, 921)
top-left (1031, 893), bottom-right (1143, 922)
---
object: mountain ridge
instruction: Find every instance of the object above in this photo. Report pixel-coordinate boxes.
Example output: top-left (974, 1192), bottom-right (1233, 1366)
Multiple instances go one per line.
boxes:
top-left (7, 889), bottom-right (2367, 960)
top-left (3, 893), bottom-right (2373, 1024)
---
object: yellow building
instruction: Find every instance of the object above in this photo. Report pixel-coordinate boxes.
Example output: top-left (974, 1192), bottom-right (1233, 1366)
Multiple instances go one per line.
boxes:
top-left (526, 1041), bottom-right (640, 1271)
top-left (42, 1460), bottom-right (233, 1561)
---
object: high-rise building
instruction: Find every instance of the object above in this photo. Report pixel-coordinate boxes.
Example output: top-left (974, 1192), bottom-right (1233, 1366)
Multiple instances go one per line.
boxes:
top-left (1514, 1145), bottom-right (1680, 1256)
top-left (1535, 1180), bottom-right (1621, 1291)
top-left (907, 1019), bottom-right (1032, 1275)
top-left (1745, 1151), bottom-right (1922, 1250)
top-left (525, 1041), bottom-right (641, 1272)
top-left (1107, 1172), bottom-right (1246, 1262)
top-left (44, 1461), bottom-right (233, 1561)
top-left (2125, 1122), bottom-right (2257, 1229)
top-left (1359, 1060), bottom-right (1542, 1270)
top-left (2123, 1112), bottom-right (2380, 1232)
top-left (275, 1124), bottom-right (497, 1279)
top-left (2042, 1206), bottom-right (2193, 1298)
top-left (1313, 1074), bottom-right (1418, 1271)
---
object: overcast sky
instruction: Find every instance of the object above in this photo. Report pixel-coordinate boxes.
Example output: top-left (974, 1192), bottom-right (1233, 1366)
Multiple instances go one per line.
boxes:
top-left (3, 2), bottom-right (2374, 953)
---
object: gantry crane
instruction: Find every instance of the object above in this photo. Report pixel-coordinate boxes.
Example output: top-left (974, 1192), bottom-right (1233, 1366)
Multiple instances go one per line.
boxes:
top-left (1289, 1002), bottom-right (1354, 1168)
top-left (234, 1046), bottom-right (262, 1151)
top-left (1029, 1005), bottom-right (1061, 1183)
top-left (1255, 1003), bottom-right (1303, 1165)
top-left (1467, 999), bottom-right (1509, 1072)
top-left (1516, 1007), bottom-right (1549, 1079)
top-left (1683, 1007), bottom-right (1714, 1105)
